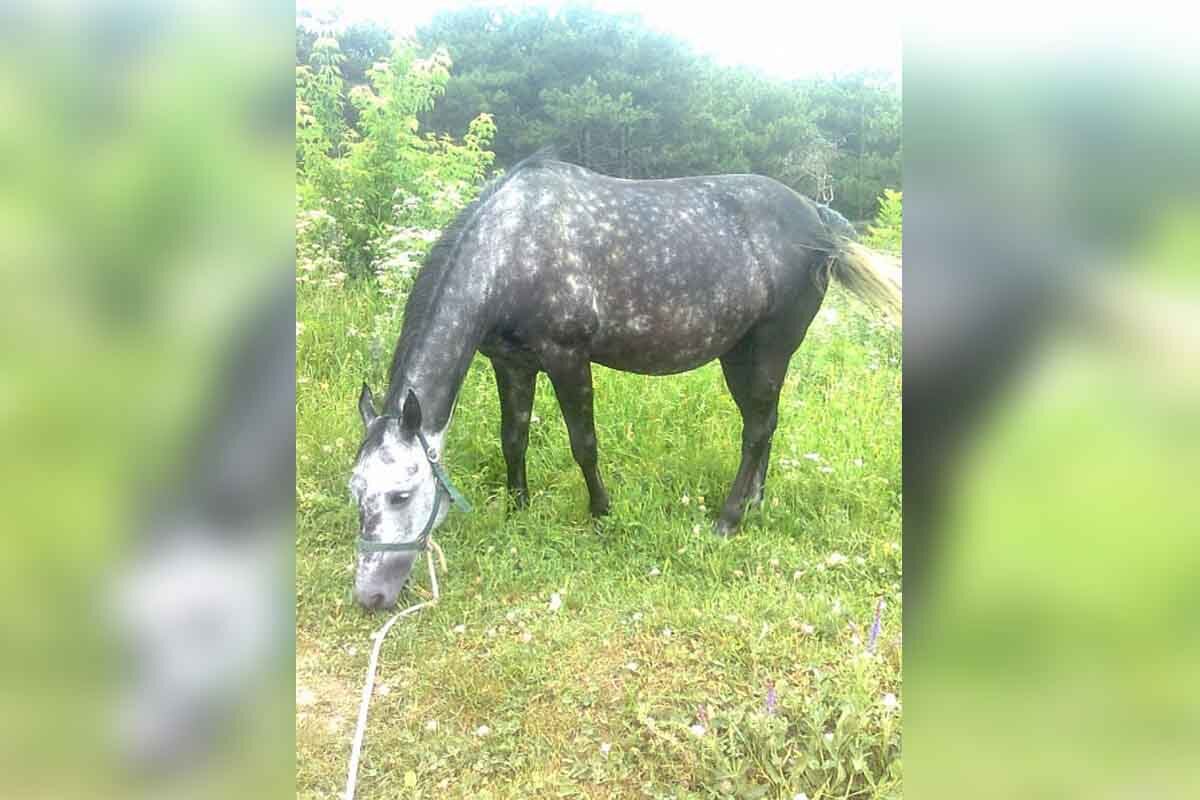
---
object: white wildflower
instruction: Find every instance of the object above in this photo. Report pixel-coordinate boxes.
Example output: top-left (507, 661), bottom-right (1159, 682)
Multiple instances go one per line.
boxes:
top-left (549, 592), bottom-right (563, 612)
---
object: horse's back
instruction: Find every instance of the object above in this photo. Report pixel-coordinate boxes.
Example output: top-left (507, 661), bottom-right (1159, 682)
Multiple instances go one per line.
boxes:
top-left (479, 162), bottom-right (829, 374)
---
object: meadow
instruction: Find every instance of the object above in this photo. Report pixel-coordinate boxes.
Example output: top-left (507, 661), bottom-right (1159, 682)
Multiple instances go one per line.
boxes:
top-left (296, 257), bottom-right (901, 800)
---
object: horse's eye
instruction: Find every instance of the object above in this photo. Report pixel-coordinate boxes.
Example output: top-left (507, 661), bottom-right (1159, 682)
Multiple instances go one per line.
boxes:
top-left (385, 490), bottom-right (411, 507)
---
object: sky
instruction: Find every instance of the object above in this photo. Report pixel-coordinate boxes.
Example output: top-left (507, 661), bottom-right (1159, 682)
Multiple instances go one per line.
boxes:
top-left (298, 0), bottom-right (902, 81)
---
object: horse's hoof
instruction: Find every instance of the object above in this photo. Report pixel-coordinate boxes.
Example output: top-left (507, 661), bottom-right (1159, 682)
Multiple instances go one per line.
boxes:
top-left (589, 502), bottom-right (611, 517)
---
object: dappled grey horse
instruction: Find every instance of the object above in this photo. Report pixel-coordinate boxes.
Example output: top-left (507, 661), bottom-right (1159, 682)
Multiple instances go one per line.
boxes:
top-left (350, 154), bottom-right (900, 609)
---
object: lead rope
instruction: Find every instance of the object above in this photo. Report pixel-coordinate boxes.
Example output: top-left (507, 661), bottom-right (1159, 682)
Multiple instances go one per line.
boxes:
top-left (344, 538), bottom-right (447, 800)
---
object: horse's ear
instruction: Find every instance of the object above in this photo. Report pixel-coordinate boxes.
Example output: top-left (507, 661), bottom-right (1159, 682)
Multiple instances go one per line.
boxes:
top-left (401, 389), bottom-right (422, 435)
top-left (358, 383), bottom-right (378, 428)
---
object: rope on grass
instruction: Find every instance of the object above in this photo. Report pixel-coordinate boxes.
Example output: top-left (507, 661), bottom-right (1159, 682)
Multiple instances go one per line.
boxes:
top-left (344, 539), bottom-right (445, 800)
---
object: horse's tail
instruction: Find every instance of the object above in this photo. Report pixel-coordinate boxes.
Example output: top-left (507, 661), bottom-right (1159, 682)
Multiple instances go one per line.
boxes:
top-left (814, 204), bottom-right (901, 323)
top-left (829, 238), bottom-right (902, 324)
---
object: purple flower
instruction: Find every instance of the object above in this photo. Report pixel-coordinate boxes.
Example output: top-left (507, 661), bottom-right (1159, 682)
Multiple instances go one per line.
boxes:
top-left (868, 598), bottom-right (884, 653)
top-left (765, 681), bottom-right (778, 715)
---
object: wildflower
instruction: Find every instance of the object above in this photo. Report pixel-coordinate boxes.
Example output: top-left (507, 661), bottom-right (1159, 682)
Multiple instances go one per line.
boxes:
top-left (681, 494), bottom-right (690, 505)
top-left (868, 598), bottom-right (884, 653)
top-left (765, 681), bottom-right (778, 715)
top-left (801, 623), bottom-right (815, 635)
top-left (648, 566), bottom-right (661, 577)
top-left (625, 661), bottom-right (639, 673)
top-left (818, 465), bottom-right (834, 474)
top-left (425, 719), bottom-right (438, 732)
top-left (376, 684), bottom-right (391, 696)
top-left (823, 732), bottom-right (834, 743)
top-left (600, 741), bottom-right (611, 755)
top-left (691, 524), bottom-right (701, 535)
top-left (826, 553), bottom-right (848, 567)
top-left (882, 693), bottom-right (899, 710)
top-left (794, 794), bottom-right (810, 800)
top-left (661, 627), bottom-right (673, 638)
top-left (853, 458), bottom-right (864, 467)
top-left (453, 624), bottom-right (466, 634)
top-left (297, 687), bottom-right (315, 707)
top-left (689, 723), bottom-right (706, 737)
top-left (803, 452), bottom-right (821, 462)
top-left (632, 612), bottom-right (643, 622)
top-left (475, 725), bottom-right (491, 737)
top-left (520, 631), bottom-right (533, 644)
top-left (549, 592), bottom-right (563, 612)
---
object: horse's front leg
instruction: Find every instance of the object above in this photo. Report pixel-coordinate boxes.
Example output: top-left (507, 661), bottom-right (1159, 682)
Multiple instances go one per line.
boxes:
top-left (543, 351), bottom-right (610, 517)
top-left (492, 358), bottom-right (538, 508)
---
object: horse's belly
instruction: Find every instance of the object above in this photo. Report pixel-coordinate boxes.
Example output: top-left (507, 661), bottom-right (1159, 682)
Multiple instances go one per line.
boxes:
top-left (590, 306), bottom-right (757, 375)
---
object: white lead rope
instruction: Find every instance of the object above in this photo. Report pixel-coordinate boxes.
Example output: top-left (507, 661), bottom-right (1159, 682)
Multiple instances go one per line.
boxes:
top-left (344, 539), bottom-right (446, 800)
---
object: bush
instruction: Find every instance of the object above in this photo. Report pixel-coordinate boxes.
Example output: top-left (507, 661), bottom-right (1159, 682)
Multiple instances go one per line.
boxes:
top-left (863, 189), bottom-right (901, 255)
top-left (296, 28), bottom-right (496, 279)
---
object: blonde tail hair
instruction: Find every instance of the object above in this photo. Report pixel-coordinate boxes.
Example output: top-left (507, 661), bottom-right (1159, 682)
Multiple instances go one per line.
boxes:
top-left (830, 238), bottom-right (902, 324)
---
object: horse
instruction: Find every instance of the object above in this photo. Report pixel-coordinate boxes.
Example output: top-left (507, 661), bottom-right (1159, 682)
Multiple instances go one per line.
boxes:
top-left (349, 154), bottom-right (900, 610)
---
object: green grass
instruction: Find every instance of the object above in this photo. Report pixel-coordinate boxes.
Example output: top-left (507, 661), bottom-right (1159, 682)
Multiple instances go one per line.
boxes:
top-left (297, 274), bottom-right (902, 799)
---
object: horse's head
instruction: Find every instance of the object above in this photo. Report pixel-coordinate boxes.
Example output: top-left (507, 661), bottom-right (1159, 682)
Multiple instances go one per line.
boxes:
top-left (349, 385), bottom-right (447, 611)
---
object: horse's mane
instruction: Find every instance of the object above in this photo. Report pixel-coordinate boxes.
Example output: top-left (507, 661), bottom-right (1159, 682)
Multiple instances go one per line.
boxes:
top-left (383, 149), bottom-right (557, 413)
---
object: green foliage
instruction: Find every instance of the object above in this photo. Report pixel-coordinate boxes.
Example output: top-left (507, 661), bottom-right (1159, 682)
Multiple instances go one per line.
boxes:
top-left (296, 27), bottom-right (496, 278)
top-left (864, 190), bottom-right (902, 254)
top-left (414, 5), bottom-right (900, 217)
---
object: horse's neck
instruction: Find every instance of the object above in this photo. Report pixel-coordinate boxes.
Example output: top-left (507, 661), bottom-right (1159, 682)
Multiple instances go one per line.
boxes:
top-left (389, 291), bottom-right (490, 434)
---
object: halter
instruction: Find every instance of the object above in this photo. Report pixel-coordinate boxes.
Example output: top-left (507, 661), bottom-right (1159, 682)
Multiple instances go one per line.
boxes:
top-left (357, 428), bottom-right (472, 554)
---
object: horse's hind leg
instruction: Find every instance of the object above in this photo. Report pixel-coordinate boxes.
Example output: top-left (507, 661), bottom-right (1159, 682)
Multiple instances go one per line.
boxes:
top-left (716, 347), bottom-right (788, 535)
top-left (542, 351), bottom-right (610, 517)
top-left (492, 358), bottom-right (538, 508)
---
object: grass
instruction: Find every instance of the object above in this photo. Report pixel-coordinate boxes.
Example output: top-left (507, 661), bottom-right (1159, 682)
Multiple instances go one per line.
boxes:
top-left (296, 270), bottom-right (902, 799)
